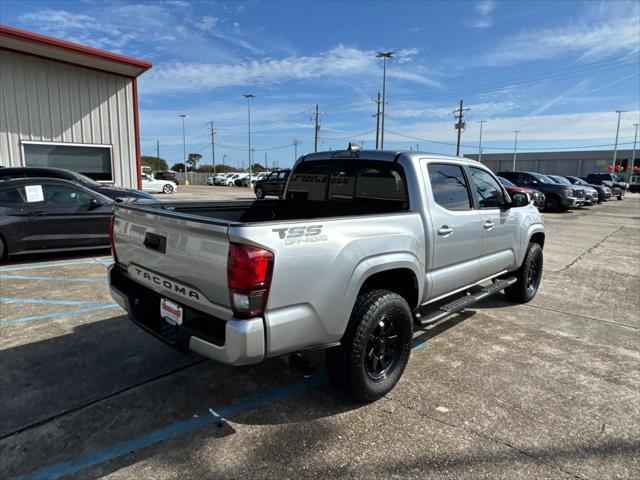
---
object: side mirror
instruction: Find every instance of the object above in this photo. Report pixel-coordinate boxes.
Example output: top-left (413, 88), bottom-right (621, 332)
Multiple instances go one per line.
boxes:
top-left (88, 198), bottom-right (103, 210)
top-left (511, 192), bottom-right (529, 208)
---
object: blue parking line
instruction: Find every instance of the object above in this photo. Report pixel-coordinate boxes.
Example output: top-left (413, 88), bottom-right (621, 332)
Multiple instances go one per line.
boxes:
top-left (0, 259), bottom-right (112, 272)
top-left (12, 339), bottom-right (430, 480)
top-left (0, 304), bottom-right (119, 325)
top-left (0, 297), bottom-right (112, 307)
top-left (0, 275), bottom-right (104, 283)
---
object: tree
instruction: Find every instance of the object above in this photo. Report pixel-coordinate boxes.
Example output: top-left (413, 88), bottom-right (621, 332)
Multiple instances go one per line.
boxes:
top-left (141, 155), bottom-right (168, 172)
top-left (187, 153), bottom-right (202, 171)
top-left (171, 163), bottom-right (186, 172)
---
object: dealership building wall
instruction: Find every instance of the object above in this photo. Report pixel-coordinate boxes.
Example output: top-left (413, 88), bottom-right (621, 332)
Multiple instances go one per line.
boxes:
top-left (0, 25), bottom-right (151, 189)
top-left (465, 149), bottom-right (636, 178)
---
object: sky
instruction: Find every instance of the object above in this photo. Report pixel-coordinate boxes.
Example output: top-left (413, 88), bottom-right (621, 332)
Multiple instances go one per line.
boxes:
top-left (2, 0), bottom-right (640, 169)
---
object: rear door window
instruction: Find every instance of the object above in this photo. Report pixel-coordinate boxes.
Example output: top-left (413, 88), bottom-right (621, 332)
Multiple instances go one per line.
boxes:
top-left (0, 186), bottom-right (26, 205)
top-left (427, 163), bottom-right (472, 211)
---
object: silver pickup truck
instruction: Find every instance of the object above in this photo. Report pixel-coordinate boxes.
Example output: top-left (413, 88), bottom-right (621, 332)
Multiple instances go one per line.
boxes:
top-left (109, 146), bottom-right (545, 401)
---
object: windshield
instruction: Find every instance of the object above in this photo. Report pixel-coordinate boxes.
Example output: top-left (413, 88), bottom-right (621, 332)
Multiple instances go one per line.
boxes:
top-left (67, 170), bottom-right (100, 187)
top-left (550, 175), bottom-right (571, 185)
top-left (497, 176), bottom-right (515, 187)
top-left (530, 173), bottom-right (554, 183)
top-left (572, 177), bottom-right (588, 185)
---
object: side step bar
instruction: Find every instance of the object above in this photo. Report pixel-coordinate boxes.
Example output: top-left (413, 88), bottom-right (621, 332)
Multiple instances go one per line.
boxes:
top-left (415, 277), bottom-right (517, 327)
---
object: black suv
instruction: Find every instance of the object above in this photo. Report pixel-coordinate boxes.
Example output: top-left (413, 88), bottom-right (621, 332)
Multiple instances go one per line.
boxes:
top-left (154, 171), bottom-right (180, 185)
top-left (0, 167), bottom-right (154, 201)
top-left (498, 171), bottom-right (583, 211)
top-left (585, 173), bottom-right (625, 200)
top-left (254, 169), bottom-right (290, 199)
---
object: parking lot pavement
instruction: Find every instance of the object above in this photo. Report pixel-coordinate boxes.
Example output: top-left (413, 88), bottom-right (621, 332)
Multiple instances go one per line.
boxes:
top-left (1, 195), bottom-right (638, 479)
top-left (154, 185), bottom-right (255, 202)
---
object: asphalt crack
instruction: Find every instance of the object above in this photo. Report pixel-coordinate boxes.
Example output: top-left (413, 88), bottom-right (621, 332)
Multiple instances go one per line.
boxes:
top-left (557, 225), bottom-right (623, 273)
top-left (384, 395), bottom-right (587, 480)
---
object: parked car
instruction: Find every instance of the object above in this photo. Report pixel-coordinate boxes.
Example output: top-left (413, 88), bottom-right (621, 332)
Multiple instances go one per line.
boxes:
top-left (0, 167), bottom-right (155, 201)
top-left (585, 173), bottom-right (625, 200)
top-left (154, 171), bottom-right (180, 185)
top-left (209, 173), bottom-right (228, 185)
top-left (497, 176), bottom-right (545, 210)
top-left (0, 177), bottom-right (114, 260)
top-left (498, 171), bottom-right (584, 211)
top-left (563, 176), bottom-right (610, 203)
top-left (213, 173), bottom-right (233, 185)
top-left (232, 173), bottom-right (250, 187)
top-left (254, 169), bottom-right (290, 199)
top-left (629, 174), bottom-right (640, 193)
top-left (237, 172), bottom-right (268, 187)
top-left (546, 175), bottom-right (595, 206)
top-left (109, 148), bottom-right (543, 401)
top-left (141, 174), bottom-right (177, 194)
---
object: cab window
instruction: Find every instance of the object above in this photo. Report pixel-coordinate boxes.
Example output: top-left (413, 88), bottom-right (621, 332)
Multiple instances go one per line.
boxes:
top-left (427, 163), bottom-right (472, 211)
top-left (468, 167), bottom-right (505, 209)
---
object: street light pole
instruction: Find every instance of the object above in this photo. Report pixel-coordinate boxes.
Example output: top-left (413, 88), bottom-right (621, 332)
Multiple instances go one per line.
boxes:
top-left (377, 51), bottom-right (394, 149)
top-left (243, 94), bottom-right (254, 183)
top-left (223, 154), bottom-right (227, 172)
top-left (512, 130), bottom-right (521, 171)
top-left (612, 110), bottom-right (627, 173)
top-left (179, 114), bottom-right (188, 182)
top-left (293, 139), bottom-right (300, 162)
top-left (478, 120), bottom-right (487, 163)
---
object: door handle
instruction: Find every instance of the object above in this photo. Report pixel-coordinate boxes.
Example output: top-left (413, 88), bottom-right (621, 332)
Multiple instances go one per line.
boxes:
top-left (484, 221), bottom-right (494, 229)
top-left (29, 211), bottom-right (46, 216)
top-left (437, 226), bottom-right (454, 236)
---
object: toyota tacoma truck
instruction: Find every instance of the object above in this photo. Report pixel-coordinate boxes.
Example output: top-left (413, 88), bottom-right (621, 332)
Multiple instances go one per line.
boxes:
top-left (109, 146), bottom-right (545, 401)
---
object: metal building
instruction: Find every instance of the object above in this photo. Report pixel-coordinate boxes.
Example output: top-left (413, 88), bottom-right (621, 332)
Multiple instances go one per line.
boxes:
top-left (0, 25), bottom-right (151, 189)
top-left (465, 149), bottom-right (636, 178)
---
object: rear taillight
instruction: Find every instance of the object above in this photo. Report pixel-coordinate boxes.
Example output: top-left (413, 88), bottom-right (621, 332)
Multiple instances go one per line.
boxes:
top-left (109, 215), bottom-right (119, 264)
top-left (227, 243), bottom-right (274, 319)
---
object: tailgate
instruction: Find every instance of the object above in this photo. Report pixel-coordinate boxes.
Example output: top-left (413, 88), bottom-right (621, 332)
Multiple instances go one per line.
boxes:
top-left (113, 205), bottom-right (231, 317)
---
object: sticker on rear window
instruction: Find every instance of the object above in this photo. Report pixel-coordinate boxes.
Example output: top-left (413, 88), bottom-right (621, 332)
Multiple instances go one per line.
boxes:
top-left (24, 185), bottom-right (44, 203)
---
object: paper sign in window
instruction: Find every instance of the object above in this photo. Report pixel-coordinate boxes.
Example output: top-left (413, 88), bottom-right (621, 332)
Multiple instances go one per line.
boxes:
top-left (24, 185), bottom-right (44, 203)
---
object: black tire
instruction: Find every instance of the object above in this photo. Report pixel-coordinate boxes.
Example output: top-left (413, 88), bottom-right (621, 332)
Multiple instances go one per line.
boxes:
top-left (0, 235), bottom-right (6, 262)
top-left (505, 242), bottom-right (543, 303)
top-left (617, 195), bottom-right (623, 200)
top-left (255, 186), bottom-right (265, 199)
top-left (162, 184), bottom-right (174, 194)
top-left (326, 289), bottom-right (413, 402)
top-left (545, 194), bottom-right (561, 211)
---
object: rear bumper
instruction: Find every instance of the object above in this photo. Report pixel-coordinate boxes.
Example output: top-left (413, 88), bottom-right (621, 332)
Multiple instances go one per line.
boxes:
top-left (108, 264), bottom-right (265, 366)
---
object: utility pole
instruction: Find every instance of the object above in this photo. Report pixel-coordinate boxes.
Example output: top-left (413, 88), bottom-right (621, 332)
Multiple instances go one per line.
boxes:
top-left (477, 120), bottom-right (487, 163)
top-left (373, 91), bottom-right (381, 149)
top-left (453, 100), bottom-right (469, 156)
top-left (243, 94), bottom-right (254, 180)
top-left (222, 154), bottom-right (227, 172)
top-left (209, 121), bottom-right (216, 174)
top-left (264, 152), bottom-right (268, 171)
top-left (293, 139), bottom-right (300, 162)
top-left (512, 130), bottom-right (521, 171)
top-left (630, 123), bottom-right (639, 180)
top-left (612, 110), bottom-right (627, 172)
top-left (179, 114), bottom-right (188, 183)
top-left (156, 140), bottom-right (160, 171)
top-left (314, 104), bottom-right (320, 153)
top-left (377, 51), bottom-right (394, 149)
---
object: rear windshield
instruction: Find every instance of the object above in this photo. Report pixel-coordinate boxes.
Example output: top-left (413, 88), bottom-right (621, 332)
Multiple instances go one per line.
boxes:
top-left (287, 160), bottom-right (408, 207)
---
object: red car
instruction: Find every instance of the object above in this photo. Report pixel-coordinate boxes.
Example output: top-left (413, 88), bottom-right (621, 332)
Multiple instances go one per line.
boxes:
top-left (498, 176), bottom-right (545, 210)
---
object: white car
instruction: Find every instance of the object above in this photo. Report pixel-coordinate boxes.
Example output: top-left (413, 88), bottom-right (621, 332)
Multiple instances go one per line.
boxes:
top-left (214, 173), bottom-right (233, 186)
top-left (141, 174), bottom-right (177, 194)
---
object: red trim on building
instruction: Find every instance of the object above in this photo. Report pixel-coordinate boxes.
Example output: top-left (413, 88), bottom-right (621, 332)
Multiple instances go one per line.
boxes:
top-left (132, 79), bottom-right (143, 190)
top-left (0, 24), bottom-right (151, 73)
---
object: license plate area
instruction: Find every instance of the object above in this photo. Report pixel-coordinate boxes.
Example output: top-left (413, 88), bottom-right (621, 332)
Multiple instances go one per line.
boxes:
top-left (160, 298), bottom-right (183, 326)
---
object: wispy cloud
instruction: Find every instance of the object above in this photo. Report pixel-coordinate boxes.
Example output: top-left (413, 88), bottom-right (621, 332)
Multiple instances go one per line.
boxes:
top-left (469, 0), bottom-right (496, 29)
top-left (479, 1), bottom-right (640, 65)
top-left (141, 45), bottom-right (439, 94)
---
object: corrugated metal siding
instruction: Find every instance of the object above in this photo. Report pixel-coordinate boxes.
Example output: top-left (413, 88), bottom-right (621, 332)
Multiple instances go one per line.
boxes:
top-left (0, 49), bottom-right (137, 188)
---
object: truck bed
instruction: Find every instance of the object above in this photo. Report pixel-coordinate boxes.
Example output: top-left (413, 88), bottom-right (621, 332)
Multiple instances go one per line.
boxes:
top-left (125, 198), bottom-right (408, 225)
